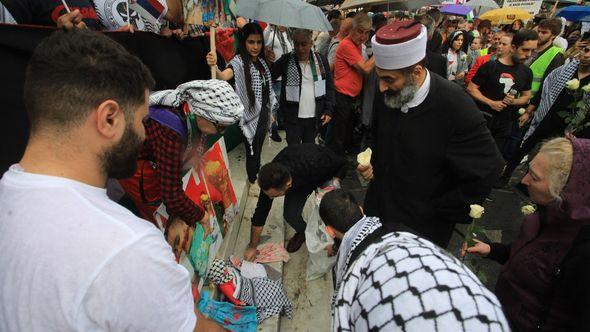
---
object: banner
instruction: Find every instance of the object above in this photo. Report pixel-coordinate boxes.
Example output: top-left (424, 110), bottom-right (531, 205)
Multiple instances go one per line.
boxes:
top-left (154, 138), bottom-right (238, 291)
top-left (502, 0), bottom-right (543, 16)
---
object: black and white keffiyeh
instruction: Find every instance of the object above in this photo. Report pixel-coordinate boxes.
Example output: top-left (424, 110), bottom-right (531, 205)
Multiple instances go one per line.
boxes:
top-left (333, 232), bottom-right (510, 332)
top-left (229, 55), bottom-right (278, 150)
top-left (149, 80), bottom-right (244, 126)
top-left (285, 51), bottom-right (327, 102)
top-left (524, 59), bottom-right (579, 141)
top-left (334, 216), bottom-right (382, 295)
top-left (238, 275), bottom-right (293, 323)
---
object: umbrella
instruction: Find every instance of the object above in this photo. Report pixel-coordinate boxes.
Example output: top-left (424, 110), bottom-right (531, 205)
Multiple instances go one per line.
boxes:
top-left (440, 4), bottom-right (473, 17)
top-left (557, 5), bottom-right (590, 22)
top-left (340, 0), bottom-right (437, 11)
top-left (465, 0), bottom-right (499, 16)
top-left (237, 0), bottom-right (332, 31)
top-left (478, 7), bottom-right (532, 25)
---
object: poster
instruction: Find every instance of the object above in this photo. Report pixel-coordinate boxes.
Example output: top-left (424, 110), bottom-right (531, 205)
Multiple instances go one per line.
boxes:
top-left (502, 0), bottom-right (543, 16)
top-left (154, 138), bottom-right (239, 291)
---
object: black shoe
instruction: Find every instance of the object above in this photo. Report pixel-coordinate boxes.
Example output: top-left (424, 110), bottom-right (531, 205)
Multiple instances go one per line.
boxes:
top-left (286, 232), bottom-right (306, 253)
top-left (271, 129), bottom-right (282, 142)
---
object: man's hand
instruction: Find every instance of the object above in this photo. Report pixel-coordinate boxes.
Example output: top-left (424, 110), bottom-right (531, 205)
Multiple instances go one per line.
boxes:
top-left (243, 245), bottom-right (257, 262)
top-left (502, 94), bottom-right (515, 106)
top-left (116, 24), bottom-right (134, 33)
top-left (198, 211), bottom-right (211, 237)
top-left (325, 244), bottom-right (336, 257)
top-left (321, 114), bottom-right (332, 126)
top-left (265, 47), bottom-right (276, 63)
top-left (518, 112), bottom-right (530, 127)
top-left (488, 100), bottom-right (507, 112)
top-left (356, 163), bottom-right (373, 181)
top-left (56, 10), bottom-right (87, 30)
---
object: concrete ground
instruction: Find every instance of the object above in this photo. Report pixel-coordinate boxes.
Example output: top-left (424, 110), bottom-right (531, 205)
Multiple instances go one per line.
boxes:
top-left (224, 131), bottom-right (530, 331)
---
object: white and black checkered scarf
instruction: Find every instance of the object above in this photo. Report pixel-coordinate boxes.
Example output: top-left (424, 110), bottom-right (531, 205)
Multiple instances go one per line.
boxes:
top-left (285, 51), bottom-right (326, 102)
top-left (332, 232), bottom-right (511, 331)
top-left (229, 55), bottom-right (278, 152)
top-left (524, 60), bottom-right (579, 141)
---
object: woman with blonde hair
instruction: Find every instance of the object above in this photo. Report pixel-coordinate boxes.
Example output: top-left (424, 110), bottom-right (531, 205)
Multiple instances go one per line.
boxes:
top-left (464, 137), bottom-right (590, 330)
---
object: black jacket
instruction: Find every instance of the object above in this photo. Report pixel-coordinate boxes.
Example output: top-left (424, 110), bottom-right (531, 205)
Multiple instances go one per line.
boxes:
top-left (364, 72), bottom-right (504, 247)
top-left (425, 50), bottom-right (448, 79)
top-left (271, 51), bottom-right (335, 124)
top-left (251, 144), bottom-right (347, 227)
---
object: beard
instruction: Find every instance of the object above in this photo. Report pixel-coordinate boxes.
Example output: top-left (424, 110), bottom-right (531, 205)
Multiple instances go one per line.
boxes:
top-left (383, 76), bottom-right (419, 109)
top-left (101, 122), bottom-right (144, 179)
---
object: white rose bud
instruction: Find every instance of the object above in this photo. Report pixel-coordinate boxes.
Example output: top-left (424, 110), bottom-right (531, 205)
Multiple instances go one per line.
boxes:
top-left (518, 108), bottom-right (526, 115)
top-left (566, 78), bottom-right (580, 90)
top-left (583, 84), bottom-right (590, 93)
top-left (357, 148), bottom-right (372, 167)
top-left (469, 204), bottom-right (485, 219)
top-left (521, 205), bottom-right (536, 215)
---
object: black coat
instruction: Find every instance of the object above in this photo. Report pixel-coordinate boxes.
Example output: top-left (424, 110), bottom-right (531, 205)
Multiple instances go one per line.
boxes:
top-left (251, 144), bottom-right (347, 227)
top-left (364, 72), bottom-right (504, 247)
top-left (425, 51), bottom-right (448, 79)
top-left (270, 52), bottom-right (335, 124)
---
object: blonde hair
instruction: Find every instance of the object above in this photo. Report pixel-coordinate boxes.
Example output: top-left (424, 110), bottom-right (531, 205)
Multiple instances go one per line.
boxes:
top-left (537, 137), bottom-right (573, 200)
top-left (352, 12), bottom-right (371, 31)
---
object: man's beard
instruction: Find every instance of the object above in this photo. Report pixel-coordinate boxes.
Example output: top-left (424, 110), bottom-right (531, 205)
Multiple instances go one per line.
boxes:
top-left (101, 122), bottom-right (144, 179)
top-left (383, 76), bottom-right (419, 109)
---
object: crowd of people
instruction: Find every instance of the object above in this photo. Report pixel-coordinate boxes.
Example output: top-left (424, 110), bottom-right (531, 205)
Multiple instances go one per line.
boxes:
top-left (1, 1), bottom-right (590, 331)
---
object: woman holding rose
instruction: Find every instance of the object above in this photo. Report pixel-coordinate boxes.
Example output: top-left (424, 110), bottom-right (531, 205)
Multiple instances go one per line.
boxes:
top-left (463, 137), bottom-right (590, 331)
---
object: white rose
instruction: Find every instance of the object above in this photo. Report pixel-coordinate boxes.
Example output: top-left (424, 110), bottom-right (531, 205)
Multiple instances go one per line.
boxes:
top-left (583, 84), bottom-right (590, 93)
top-left (357, 148), bottom-right (372, 167)
top-left (469, 204), bottom-right (485, 219)
top-left (521, 205), bottom-right (536, 215)
top-left (566, 78), bottom-right (580, 90)
top-left (461, 54), bottom-right (468, 61)
top-left (518, 108), bottom-right (526, 115)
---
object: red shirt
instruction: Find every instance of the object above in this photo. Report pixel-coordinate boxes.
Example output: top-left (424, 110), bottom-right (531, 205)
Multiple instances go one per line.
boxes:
top-left (334, 37), bottom-right (363, 97)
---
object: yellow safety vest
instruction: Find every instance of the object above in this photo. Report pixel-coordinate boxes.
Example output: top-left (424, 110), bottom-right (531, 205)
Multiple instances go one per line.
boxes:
top-left (530, 46), bottom-right (563, 96)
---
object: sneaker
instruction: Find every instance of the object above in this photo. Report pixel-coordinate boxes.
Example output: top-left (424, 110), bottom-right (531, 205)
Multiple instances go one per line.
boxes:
top-left (286, 232), bottom-right (306, 253)
top-left (270, 129), bottom-right (282, 142)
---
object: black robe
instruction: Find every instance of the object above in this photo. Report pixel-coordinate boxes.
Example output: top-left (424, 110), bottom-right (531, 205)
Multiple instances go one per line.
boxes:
top-left (364, 71), bottom-right (504, 247)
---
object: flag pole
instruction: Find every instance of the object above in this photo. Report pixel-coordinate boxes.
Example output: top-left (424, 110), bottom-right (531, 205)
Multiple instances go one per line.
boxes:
top-left (211, 24), bottom-right (217, 79)
top-left (61, 0), bottom-right (71, 13)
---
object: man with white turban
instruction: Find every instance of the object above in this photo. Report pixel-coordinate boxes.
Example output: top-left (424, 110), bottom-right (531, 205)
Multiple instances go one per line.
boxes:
top-left (357, 21), bottom-right (503, 247)
top-left (119, 79), bottom-right (244, 229)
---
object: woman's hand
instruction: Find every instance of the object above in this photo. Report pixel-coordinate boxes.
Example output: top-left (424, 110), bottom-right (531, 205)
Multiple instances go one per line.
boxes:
top-left (460, 239), bottom-right (491, 258)
top-left (206, 52), bottom-right (217, 67)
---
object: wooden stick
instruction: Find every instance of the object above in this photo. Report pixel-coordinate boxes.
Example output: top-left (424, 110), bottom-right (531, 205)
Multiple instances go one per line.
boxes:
top-left (210, 25), bottom-right (217, 79)
top-left (61, 0), bottom-right (71, 13)
top-left (126, 0), bottom-right (132, 28)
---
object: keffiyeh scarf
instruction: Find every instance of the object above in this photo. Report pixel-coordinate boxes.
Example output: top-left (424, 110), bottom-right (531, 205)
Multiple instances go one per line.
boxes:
top-left (524, 59), bottom-right (579, 141)
top-left (285, 51), bottom-right (327, 102)
top-left (229, 55), bottom-right (278, 150)
top-left (332, 232), bottom-right (510, 331)
top-left (334, 216), bottom-right (382, 295)
top-left (149, 79), bottom-right (243, 126)
top-left (238, 275), bottom-right (293, 323)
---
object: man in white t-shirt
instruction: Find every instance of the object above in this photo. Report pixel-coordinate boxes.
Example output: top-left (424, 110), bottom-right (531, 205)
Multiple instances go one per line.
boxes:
top-left (0, 29), bottom-right (197, 331)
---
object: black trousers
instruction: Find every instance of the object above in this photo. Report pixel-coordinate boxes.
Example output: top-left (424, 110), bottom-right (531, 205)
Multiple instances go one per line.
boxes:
top-left (283, 189), bottom-right (312, 234)
top-left (485, 113), bottom-right (512, 159)
top-left (326, 92), bottom-right (355, 155)
top-left (284, 118), bottom-right (317, 146)
top-left (242, 114), bottom-right (269, 184)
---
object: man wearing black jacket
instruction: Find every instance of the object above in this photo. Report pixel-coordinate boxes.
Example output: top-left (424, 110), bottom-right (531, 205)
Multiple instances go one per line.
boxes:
top-left (243, 144), bottom-right (347, 261)
top-left (359, 21), bottom-right (504, 247)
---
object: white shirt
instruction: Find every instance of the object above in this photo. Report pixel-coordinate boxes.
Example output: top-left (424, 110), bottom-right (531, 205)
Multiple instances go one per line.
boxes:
top-left (264, 26), bottom-right (293, 60)
top-left (401, 70), bottom-right (431, 113)
top-left (298, 61), bottom-right (316, 118)
top-left (0, 165), bottom-right (196, 332)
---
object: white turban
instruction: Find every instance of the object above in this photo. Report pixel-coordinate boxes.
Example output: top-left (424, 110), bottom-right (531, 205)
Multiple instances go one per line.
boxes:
top-left (371, 22), bottom-right (427, 70)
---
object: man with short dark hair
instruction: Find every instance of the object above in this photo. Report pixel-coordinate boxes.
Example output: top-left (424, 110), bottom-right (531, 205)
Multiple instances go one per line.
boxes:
top-left (0, 29), bottom-right (198, 330)
top-left (243, 143), bottom-right (347, 260)
top-left (319, 190), bottom-right (510, 331)
top-left (467, 30), bottom-right (535, 157)
top-left (358, 21), bottom-right (503, 247)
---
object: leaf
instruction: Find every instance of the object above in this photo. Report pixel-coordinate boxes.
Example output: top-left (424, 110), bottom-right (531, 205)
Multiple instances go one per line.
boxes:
top-left (477, 270), bottom-right (488, 284)
top-left (558, 111), bottom-right (571, 118)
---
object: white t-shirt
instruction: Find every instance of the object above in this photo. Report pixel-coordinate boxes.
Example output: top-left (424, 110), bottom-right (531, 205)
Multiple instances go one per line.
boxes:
top-left (298, 61), bottom-right (316, 119)
top-left (0, 165), bottom-right (196, 332)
